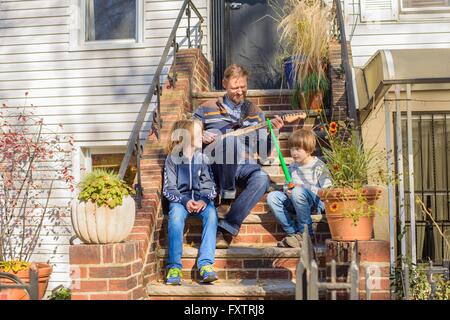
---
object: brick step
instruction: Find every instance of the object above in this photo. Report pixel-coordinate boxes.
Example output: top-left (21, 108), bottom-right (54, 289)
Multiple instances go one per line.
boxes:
top-left (147, 279), bottom-right (296, 300)
top-left (156, 245), bottom-right (327, 281)
top-left (158, 212), bottom-right (331, 247)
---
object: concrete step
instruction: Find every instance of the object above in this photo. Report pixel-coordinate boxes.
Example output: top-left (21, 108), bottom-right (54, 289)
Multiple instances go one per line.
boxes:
top-left (156, 244), bottom-right (327, 281)
top-left (147, 279), bottom-right (296, 300)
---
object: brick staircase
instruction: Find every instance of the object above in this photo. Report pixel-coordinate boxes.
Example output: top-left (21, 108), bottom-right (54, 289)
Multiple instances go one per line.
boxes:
top-left (139, 50), bottom-right (332, 300)
top-left (69, 48), bottom-right (390, 300)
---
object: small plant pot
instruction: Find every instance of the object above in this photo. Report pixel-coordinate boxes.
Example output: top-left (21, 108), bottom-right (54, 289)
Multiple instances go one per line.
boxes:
top-left (321, 187), bottom-right (382, 241)
top-left (71, 195), bottom-right (136, 244)
top-left (0, 263), bottom-right (52, 300)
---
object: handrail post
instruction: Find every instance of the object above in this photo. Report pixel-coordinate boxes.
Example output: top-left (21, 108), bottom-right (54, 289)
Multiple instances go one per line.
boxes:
top-left (333, 0), bottom-right (361, 139)
top-left (186, 2), bottom-right (191, 48)
top-left (119, 0), bottom-right (204, 181)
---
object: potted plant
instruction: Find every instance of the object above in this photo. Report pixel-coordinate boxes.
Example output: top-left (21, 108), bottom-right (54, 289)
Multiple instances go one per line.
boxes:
top-left (290, 71), bottom-right (330, 110)
top-left (0, 96), bottom-right (74, 300)
top-left (271, 0), bottom-right (332, 109)
top-left (71, 169), bottom-right (136, 244)
top-left (317, 118), bottom-right (387, 241)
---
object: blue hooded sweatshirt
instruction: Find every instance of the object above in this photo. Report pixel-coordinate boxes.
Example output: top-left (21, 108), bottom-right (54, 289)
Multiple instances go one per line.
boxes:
top-left (162, 150), bottom-right (217, 207)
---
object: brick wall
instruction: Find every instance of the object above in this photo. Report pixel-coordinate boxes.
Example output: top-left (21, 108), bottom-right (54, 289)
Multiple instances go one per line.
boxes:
top-left (329, 40), bottom-right (353, 122)
top-left (325, 240), bottom-right (391, 300)
top-left (70, 241), bottom-right (145, 300)
top-left (69, 48), bottom-right (211, 299)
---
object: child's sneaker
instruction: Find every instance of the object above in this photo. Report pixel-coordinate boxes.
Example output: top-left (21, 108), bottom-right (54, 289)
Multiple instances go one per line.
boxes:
top-left (199, 265), bottom-right (218, 283)
top-left (165, 268), bottom-right (182, 285)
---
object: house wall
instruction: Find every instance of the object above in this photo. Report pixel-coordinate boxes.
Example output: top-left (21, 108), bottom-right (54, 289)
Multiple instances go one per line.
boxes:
top-left (361, 88), bottom-right (450, 244)
top-left (0, 0), bottom-right (208, 294)
top-left (343, 0), bottom-right (450, 67)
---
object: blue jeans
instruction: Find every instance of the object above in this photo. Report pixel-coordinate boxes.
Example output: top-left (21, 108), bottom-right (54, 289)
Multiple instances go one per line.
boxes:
top-left (166, 201), bottom-right (218, 270)
top-left (218, 164), bottom-right (270, 236)
top-left (266, 187), bottom-right (325, 236)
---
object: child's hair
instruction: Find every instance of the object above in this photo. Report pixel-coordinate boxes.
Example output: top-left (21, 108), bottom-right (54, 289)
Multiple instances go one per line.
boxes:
top-left (288, 128), bottom-right (316, 154)
top-left (166, 119), bottom-right (202, 154)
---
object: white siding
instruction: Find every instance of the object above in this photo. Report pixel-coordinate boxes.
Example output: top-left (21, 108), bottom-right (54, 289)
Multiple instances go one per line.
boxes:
top-left (0, 0), bottom-right (208, 294)
top-left (344, 0), bottom-right (450, 66)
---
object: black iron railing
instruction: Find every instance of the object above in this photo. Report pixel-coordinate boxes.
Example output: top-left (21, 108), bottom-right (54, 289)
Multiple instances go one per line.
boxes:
top-left (0, 267), bottom-right (39, 300)
top-left (332, 0), bottom-right (361, 135)
top-left (119, 0), bottom-right (204, 208)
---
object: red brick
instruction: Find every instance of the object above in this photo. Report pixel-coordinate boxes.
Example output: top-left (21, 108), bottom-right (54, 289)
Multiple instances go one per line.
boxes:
top-left (70, 266), bottom-right (88, 279)
top-left (131, 286), bottom-right (145, 300)
top-left (226, 270), bottom-right (258, 279)
top-left (69, 245), bottom-right (101, 264)
top-left (132, 261), bottom-right (144, 274)
top-left (109, 276), bottom-right (137, 291)
top-left (71, 294), bottom-right (90, 300)
top-left (357, 241), bottom-right (390, 263)
top-left (89, 265), bottom-right (132, 278)
top-left (76, 280), bottom-right (108, 292)
top-left (258, 269), bottom-right (291, 279)
top-left (359, 291), bottom-right (391, 300)
top-left (214, 259), bottom-right (243, 269)
top-left (89, 293), bottom-right (131, 300)
top-left (102, 245), bottom-right (114, 264)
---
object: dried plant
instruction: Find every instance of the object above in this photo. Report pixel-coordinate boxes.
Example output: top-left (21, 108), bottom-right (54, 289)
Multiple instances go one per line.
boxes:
top-left (0, 96), bottom-right (75, 263)
top-left (271, 0), bottom-right (333, 83)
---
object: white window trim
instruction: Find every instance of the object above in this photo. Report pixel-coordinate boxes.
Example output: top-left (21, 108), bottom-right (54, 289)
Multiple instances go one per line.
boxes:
top-left (399, 0), bottom-right (450, 16)
top-left (70, 0), bottom-right (144, 51)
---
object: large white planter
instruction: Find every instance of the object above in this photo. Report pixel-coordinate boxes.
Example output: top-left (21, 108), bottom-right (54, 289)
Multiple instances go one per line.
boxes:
top-left (71, 196), bottom-right (136, 244)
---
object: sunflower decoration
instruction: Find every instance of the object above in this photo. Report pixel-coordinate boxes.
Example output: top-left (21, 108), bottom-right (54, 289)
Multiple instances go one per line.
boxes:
top-left (330, 203), bottom-right (338, 212)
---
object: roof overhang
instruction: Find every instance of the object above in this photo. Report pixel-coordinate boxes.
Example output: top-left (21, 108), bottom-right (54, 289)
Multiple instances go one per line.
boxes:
top-left (355, 48), bottom-right (450, 122)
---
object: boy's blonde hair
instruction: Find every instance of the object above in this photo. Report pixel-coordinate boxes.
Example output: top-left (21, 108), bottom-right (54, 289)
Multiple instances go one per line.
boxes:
top-left (166, 119), bottom-right (202, 154)
top-left (288, 129), bottom-right (316, 154)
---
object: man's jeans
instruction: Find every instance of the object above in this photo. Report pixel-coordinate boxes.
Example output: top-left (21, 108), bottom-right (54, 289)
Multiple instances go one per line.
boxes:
top-left (166, 201), bottom-right (218, 270)
top-left (266, 187), bottom-right (325, 236)
top-left (218, 164), bottom-right (270, 236)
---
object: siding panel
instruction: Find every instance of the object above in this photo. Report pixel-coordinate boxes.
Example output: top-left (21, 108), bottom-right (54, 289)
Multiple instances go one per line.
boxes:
top-left (0, 0), bottom-right (208, 294)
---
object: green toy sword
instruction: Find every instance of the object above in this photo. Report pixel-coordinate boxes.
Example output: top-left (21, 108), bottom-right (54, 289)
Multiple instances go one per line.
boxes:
top-left (267, 118), bottom-right (295, 190)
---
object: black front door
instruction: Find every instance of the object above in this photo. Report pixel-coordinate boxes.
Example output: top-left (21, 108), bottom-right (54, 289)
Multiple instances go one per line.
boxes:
top-left (211, 0), bottom-right (284, 90)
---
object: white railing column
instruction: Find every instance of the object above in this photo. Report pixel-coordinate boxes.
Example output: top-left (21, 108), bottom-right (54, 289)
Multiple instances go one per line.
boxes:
top-left (406, 84), bottom-right (417, 265)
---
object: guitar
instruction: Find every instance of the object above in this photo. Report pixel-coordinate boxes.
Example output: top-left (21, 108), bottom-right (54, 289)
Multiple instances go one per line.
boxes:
top-left (218, 111), bottom-right (307, 140)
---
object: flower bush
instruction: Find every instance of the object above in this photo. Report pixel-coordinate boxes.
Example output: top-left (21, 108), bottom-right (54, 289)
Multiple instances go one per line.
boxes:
top-left (0, 95), bottom-right (74, 265)
top-left (317, 116), bottom-right (388, 224)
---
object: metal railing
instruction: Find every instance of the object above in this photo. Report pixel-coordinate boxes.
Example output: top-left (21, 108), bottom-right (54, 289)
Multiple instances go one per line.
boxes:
top-left (295, 226), bottom-right (361, 300)
top-left (0, 266), bottom-right (39, 300)
top-left (118, 0), bottom-right (204, 208)
top-left (332, 0), bottom-right (361, 136)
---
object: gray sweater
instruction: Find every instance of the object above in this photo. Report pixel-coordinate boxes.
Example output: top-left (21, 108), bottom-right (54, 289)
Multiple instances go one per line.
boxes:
top-left (286, 157), bottom-right (332, 194)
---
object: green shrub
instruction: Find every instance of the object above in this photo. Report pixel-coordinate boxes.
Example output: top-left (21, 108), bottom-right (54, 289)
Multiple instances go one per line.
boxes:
top-left (49, 285), bottom-right (71, 300)
top-left (78, 169), bottom-right (135, 209)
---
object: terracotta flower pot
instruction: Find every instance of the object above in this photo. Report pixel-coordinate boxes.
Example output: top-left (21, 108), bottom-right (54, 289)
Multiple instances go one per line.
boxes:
top-left (321, 186), bottom-right (383, 241)
top-left (0, 263), bottom-right (52, 300)
top-left (71, 195), bottom-right (135, 244)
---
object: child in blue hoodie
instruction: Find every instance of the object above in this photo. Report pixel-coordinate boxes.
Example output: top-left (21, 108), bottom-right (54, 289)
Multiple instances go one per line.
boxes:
top-left (162, 119), bottom-right (218, 285)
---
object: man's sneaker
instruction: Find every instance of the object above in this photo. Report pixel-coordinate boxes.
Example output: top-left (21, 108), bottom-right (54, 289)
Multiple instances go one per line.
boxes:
top-left (216, 230), bottom-right (230, 249)
top-left (217, 199), bottom-right (233, 218)
top-left (277, 233), bottom-right (303, 248)
top-left (199, 265), bottom-right (218, 283)
top-left (165, 268), bottom-right (182, 285)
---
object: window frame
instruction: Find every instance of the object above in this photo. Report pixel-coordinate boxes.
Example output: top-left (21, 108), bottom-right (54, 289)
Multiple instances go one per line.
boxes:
top-left (70, 0), bottom-right (144, 51)
top-left (400, 0), bottom-right (450, 14)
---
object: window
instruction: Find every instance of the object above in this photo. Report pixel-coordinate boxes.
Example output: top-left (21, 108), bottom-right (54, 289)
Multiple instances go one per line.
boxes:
top-left (85, 0), bottom-right (137, 41)
top-left (70, 0), bottom-right (143, 50)
top-left (402, 0), bottom-right (450, 10)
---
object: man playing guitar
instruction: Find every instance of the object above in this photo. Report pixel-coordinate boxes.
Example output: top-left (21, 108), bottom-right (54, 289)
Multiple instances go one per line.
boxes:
top-left (193, 64), bottom-right (304, 248)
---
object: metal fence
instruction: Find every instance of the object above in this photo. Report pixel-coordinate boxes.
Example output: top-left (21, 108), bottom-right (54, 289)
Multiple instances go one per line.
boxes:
top-left (295, 227), bottom-right (361, 300)
top-left (0, 266), bottom-right (39, 300)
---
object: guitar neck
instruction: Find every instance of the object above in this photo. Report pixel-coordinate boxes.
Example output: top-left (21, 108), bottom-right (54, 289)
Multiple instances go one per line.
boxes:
top-left (220, 112), bottom-right (304, 139)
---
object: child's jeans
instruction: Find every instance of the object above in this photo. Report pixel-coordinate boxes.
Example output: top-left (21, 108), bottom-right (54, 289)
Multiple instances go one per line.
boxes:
top-left (266, 187), bottom-right (325, 236)
top-left (166, 201), bottom-right (218, 270)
